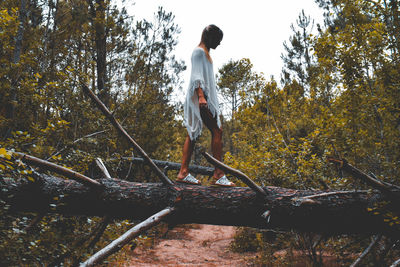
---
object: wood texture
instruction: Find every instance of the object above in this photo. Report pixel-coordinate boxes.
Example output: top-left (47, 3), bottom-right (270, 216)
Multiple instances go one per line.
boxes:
top-left (1, 173), bottom-right (396, 235)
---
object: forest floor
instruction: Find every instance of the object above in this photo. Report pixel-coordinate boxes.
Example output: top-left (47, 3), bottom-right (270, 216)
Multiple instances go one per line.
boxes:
top-left (118, 224), bottom-right (344, 267)
top-left (122, 224), bottom-right (256, 266)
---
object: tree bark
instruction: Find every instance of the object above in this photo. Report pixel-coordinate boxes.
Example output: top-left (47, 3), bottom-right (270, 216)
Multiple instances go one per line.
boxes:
top-left (6, 0), bottom-right (27, 129)
top-left (1, 173), bottom-right (397, 236)
top-left (88, 0), bottom-right (108, 106)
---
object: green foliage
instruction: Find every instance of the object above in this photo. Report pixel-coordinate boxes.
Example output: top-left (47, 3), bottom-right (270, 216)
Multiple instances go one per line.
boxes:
top-left (228, 0), bottom-right (400, 265)
top-left (1, 0), bottom-right (400, 265)
top-left (281, 9), bottom-right (316, 91)
top-left (0, 0), bottom-right (185, 265)
top-left (217, 58), bottom-right (263, 154)
top-left (230, 227), bottom-right (263, 252)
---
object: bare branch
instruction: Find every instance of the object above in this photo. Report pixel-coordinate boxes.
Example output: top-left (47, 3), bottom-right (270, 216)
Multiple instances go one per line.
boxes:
top-left (81, 207), bottom-right (175, 266)
top-left (312, 235), bottom-right (323, 250)
top-left (60, 216), bottom-right (113, 266)
top-left (390, 258), bottom-right (400, 267)
top-left (14, 152), bottom-right (102, 187)
top-left (302, 191), bottom-right (367, 199)
top-left (95, 158), bottom-right (112, 179)
top-left (328, 157), bottom-right (400, 195)
top-left (120, 156), bottom-right (214, 176)
top-left (87, 216), bottom-right (111, 249)
top-left (47, 130), bottom-right (107, 160)
top-left (292, 190), bottom-right (369, 206)
top-left (202, 152), bottom-right (267, 196)
top-left (350, 235), bottom-right (382, 267)
top-left (81, 83), bottom-right (173, 186)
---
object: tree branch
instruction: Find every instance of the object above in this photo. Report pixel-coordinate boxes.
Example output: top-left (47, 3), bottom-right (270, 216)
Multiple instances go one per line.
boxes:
top-left (86, 158), bottom-right (112, 249)
top-left (202, 151), bottom-right (267, 196)
top-left (81, 207), bottom-right (175, 266)
top-left (87, 216), bottom-right (111, 249)
top-left (47, 130), bottom-right (107, 160)
top-left (390, 258), bottom-right (400, 267)
top-left (328, 157), bottom-right (400, 196)
top-left (120, 156), bottom-right (214, 176)
top-left (81, 83), bottom-right (173, 186)
top-left (350, 234), bottom-right (382, 267)
top-left (94, 158), bottom-right (112, 179)
top-left (14, 152), bottom-right (102, 188)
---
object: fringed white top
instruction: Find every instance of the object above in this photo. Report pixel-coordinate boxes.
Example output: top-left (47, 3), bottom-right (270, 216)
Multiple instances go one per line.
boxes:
top-left (184, 47), bottom-right (221, 140)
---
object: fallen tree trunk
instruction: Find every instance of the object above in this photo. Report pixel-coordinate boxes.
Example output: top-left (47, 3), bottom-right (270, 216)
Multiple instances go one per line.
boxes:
top-left (0, 173), bottom-right (397, 236)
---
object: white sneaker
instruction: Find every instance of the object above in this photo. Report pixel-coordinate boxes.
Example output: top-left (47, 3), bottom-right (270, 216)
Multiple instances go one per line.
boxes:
top-left (213, 175), bottom-right (235, 187)
top-left (176, 173), bottom-right (201, 185)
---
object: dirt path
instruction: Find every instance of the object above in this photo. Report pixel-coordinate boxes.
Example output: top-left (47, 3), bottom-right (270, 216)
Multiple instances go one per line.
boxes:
top-left (124, 224), bottom-right (254, 266)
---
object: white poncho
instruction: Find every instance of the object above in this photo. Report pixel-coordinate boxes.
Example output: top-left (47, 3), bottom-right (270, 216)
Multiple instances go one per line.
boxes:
top-left (184, 47), bottom-right (221, 140)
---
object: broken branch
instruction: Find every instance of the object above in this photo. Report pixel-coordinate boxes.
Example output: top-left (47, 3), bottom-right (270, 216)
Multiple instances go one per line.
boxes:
top-left (328, 157), bottom-right (400, 196)
top-left (95, 158), bottom-right (112, 179)
top-left (81, 207), bottom-right (175, 266)
top-left (202, 151), bottom-right (267, 196)
top-left (47, 130), bottom-right (107, 160)
top-left (350, 234), bottom-right (382, 267)
top-left (121, 156), bottom-right (214, 176)
top-left (390, 258), bottom-right (400, 267)
top-left (81, 83), bottom-right (173, 186)
top-left (15, 152), bottom-right (102, 188)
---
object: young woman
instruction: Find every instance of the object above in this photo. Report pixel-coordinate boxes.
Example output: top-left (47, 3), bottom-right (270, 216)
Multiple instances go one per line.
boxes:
top-left (176, 25), bottom-right (235, 187)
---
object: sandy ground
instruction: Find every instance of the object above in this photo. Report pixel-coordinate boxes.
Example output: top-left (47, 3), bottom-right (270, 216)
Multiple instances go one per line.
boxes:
top-left (124, 224), bottom-right (253, 267)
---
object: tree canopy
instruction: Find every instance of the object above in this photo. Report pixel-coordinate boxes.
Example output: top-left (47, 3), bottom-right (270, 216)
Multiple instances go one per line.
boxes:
top-left (1, 0), bottom-right (400, 266)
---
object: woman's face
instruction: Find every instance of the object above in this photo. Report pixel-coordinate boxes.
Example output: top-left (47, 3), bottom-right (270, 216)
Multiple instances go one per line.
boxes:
top-left (208, 35), bottom-right (222, 49)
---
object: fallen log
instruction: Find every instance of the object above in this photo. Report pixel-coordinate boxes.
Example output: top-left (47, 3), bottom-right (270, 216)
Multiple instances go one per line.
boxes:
top-left (1, 172), bottom-right (397, 236)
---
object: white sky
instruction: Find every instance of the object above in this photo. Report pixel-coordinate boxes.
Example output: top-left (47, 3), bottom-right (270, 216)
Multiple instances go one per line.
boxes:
top-left (123, 0), bottom-right (324, 98)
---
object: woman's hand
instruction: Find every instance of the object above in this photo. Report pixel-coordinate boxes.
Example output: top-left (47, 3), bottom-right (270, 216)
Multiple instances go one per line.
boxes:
top-left (198, 95), bottom-right (208, 109)
top-left (196, 88), bottom-right (208, 109)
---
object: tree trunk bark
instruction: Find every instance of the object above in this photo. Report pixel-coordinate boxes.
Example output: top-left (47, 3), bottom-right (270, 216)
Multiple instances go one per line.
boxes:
top-left (6, 0), bottom-right (27, 130)
top-left (90, 0), bottom-right (109, 106)
top-left (1, 173), bottom-right (397, 236)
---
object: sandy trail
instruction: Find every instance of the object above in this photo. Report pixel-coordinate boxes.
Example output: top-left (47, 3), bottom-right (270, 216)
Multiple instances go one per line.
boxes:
top-left (124, 224), bottom-right (252, 266)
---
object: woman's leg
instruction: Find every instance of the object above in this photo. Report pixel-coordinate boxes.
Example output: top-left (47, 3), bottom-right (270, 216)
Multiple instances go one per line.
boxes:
top-left (177, 134), bottom-right (195, 180)
top-left (200, 107), bottom-right (225, 180)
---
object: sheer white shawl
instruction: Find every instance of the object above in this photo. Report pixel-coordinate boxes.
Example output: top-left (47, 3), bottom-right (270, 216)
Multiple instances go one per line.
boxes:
top-left (184, 47), bottom-right (221, 140)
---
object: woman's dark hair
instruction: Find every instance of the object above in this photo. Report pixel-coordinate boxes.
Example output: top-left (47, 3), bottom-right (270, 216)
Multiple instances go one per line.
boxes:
top-left (200, 24), bottom-right (223, 46)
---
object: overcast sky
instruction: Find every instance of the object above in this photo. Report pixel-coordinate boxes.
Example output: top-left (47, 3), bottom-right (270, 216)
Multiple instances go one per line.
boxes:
top-left (123, 0), bottom-right (324, 97)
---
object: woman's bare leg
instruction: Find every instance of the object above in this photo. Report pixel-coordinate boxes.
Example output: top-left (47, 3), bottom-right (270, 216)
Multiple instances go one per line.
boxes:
top-left (200, 107), bottom-right (224, 180)
top-left (177, 134), bottom-right (195, 180)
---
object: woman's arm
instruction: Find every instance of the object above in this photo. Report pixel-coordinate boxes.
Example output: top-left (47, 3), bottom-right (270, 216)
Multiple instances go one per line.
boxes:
top-left (196, 87), bottom-right (207, 108)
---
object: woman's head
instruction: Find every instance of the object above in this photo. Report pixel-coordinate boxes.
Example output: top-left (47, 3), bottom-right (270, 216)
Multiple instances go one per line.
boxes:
top-left (200, 24), bottom-right (223, 49)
